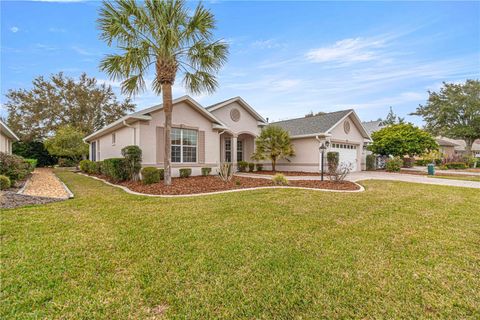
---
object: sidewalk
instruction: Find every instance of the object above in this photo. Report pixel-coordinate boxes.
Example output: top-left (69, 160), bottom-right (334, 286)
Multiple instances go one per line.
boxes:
top-left (403, 166), bottom-right (480, 176)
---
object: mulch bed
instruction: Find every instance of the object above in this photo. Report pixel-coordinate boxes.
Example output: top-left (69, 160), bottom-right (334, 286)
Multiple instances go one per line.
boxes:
top-left (116, 175), bottom-right (359, 195)
top-left (1, 191), bottom-right (63, 209)
top-left (248, 170), bottom-right (321, 176)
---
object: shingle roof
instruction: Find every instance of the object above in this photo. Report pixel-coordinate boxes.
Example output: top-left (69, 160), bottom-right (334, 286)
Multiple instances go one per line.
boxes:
top-left (271, 109), bottom-right (352, 137)
top-left (435, 137), bottom-right (458, 147)
top-left (361, 120), bottom-right (385, 135)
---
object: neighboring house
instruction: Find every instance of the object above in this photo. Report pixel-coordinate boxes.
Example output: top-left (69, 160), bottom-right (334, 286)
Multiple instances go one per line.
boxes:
top-left (362, 120), bottom-right (386, 137)
top-left (0, 120), bottom-right (20, 154)
top-left (437, 137), bottom-right (480, 158)
top-left (435, 137), bottom-right (458, 158)
top-left (273, 110), bottom-right (371, 172)
top-left (84, 95), bottom-right (371, 175)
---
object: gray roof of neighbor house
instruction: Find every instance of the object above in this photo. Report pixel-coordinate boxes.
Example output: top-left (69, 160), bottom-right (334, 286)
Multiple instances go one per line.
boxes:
top-left (0, 120), bottom-right (20, 141)
top-left (435, 137), bottom-right (458, 147)
top-left (362, 120), bottom-right (385, 135)
top-left (272, 109), bottom-right (354, 137)
top-left (438, 137), bottom-right (480, 152)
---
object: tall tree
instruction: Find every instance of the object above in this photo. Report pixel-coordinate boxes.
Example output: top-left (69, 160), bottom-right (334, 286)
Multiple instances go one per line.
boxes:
top-left (368, 123), bottom-right (438, 157)
top-left (252, 126), bottom-right (295, 172)
top-left (98, 0), bottom-right (228, 185)
top-left (5, 72), bottom-right (135, 141)
top-left (411, 80), bottom-right (480, 155)
top-left (44, 125), bottom-right (89, 163)
top-left (382, 106), bottom-right (405, 126)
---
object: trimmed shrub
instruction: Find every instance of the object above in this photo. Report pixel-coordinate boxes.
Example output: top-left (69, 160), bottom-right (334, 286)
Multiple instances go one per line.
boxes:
top-left (142, 167), bottom-right (161, 184)
top-left (93, 161), bottom-right (103, 174)
top-left (201, 167), bottom-right (212, 176)
top-left (0, 175), bottom-right (11, 190)
top-left (158, 168), bottom-right (165, 180)
top-left (386, 157), bottom-right (403, 172)
top-left (402, 157), bottom-right (414, 168)
top-left (327, 151), bottom-right (339, 172)
top-left (102, 158), bottom-right (128, 182)
top-left (415, 159), bottom-right (428, 166)
top-left (255, 163), bottom-right (263, 171)
top-left (121, 145), bottom-right (142, 181)
top-left (366, 154), bottom-right (376, 171)
top-left (179, 168), bottom-right (192, 178)
top-left (237, 161), bottom-right (248, 172)
top-left (272, 173), bottom-right (288, 186)
top-left (445, 162), bottom-right (467, 170)
top-left (79, 159), bottom-right (92, 173)
top-left (0, 152), bottom-right (31, 183)
top-left (248, 162), bottom-right (255, 172)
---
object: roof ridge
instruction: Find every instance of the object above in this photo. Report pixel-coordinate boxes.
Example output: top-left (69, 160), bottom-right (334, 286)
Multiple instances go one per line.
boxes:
top-left (205, 96), bottom-right (239, 109)
top-left (272, 109), bottom-right (352, 124)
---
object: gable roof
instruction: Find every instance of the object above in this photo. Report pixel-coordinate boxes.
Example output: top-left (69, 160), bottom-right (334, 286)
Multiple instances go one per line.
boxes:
top-left (438, 137), bottom-right (480, 151)
top-left (206, 96), bottom-right (267, 124)
top-left (0, 120), bottom-right (20, 141)
top-left (84, 95), bottom-right (228, 142)
top-left (272, 109), bottom-right (370, 139)
top-left (362, 120), bottom-right (385, 135)
top-left (435, 137), bottom-right (459, 147)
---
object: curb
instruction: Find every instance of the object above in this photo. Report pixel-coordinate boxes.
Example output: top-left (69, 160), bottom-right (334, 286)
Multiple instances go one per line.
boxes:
top-left (77, 173), bottom-right (365, 198)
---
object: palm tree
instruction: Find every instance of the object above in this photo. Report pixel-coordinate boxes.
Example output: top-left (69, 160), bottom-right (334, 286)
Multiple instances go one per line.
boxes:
top-left (98, 0), bottom-right (228, 185)
top-left (252, 126), bottom-right (295, 172)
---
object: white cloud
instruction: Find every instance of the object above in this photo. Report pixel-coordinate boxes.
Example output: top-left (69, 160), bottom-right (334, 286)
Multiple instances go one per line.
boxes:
top-left (71, 46), bottom-right (96, 56)
top-left (306, 37), bottom-right (385, 64)
top-left (251, 39), bottom-right (285, 50)
top-left (10, 26), bottom-right (19, 33)
top-left (35, 43), bottom-right (57, 51)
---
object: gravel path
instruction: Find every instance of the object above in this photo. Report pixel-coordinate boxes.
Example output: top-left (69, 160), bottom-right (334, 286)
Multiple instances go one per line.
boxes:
top-left (22, 168), bottom-right (70, 199)
top-left (0, 192), bottom-right (63, 209)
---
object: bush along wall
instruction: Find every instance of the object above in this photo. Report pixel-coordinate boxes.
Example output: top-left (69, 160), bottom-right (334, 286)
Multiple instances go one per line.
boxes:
top-left (102, 158), bottom-right (128, 182)
top-left (0, 152), bottom-right (34, 184)
top-left (366, 154), bottom-right (376, 171)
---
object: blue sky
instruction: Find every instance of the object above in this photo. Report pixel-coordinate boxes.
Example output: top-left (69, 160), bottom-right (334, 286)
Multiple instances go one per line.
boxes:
top-left (1, 0), bottom-right (479, 125)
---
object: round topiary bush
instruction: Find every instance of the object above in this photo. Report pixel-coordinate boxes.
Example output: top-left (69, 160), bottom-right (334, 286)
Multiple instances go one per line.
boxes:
top-left (0, 175), bottom-right (11, 190)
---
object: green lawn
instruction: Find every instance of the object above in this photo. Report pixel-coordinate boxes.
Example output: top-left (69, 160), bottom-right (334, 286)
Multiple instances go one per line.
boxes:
top-left (430, 175), bottom-right (480, 182)
top-left (1, 170), bottom-right (479, 319)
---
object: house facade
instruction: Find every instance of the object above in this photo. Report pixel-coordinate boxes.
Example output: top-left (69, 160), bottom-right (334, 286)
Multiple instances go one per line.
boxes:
top-left (84, 96), bottom-right (371, 176)
top-left (0, 120), bottom-right (19, 155)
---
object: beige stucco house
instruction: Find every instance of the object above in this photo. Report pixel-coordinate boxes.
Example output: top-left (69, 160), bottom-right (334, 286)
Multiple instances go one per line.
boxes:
top-left (0, 120), bottom-right (19, 154)
top-left (84, 95), bottom-right (371, 176)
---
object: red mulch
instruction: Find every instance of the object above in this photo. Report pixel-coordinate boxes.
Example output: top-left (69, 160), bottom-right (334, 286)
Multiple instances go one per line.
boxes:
top-left (250, 170), bottom-right (321, 176)
top-left (114, 175), bottom-right (359, 195)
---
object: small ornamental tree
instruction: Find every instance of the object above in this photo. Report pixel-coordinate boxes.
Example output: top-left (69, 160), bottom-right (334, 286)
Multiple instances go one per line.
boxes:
top-left (121, 145), bottom-right (142, 181)
top-left (44, 125), bottom-right (89, 163)
top-left (252, 126), bottom-right (295, 172)
top-left (368, 123), bottom-right (438, 157)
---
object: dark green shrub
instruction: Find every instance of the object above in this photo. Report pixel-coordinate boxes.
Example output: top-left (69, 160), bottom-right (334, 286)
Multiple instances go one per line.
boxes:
top-left (366, 154), bottom-right (376, 171)
top-left (179, 168), bottom-right (192, 178)
top-left (237, 161), bottom-right (248, 172)
top-left (0, 175), bottom-right (11, 190)
top-left (57, 158), bottom-right (77, 167)
top-left (201, 167), bottom-right (212, 176)
top-left (256, 163), bottom-right (263, 171)
top-left (445, 162), bottom-right (467, 170)
top-left (415, 159), bottom-right (428, 166)
top-left (248, 162), bottom-right (255, 172)
top-left (386, 157), bottom-right (403, 172)
top-left (102, 158), bottom-right (128, 182)
top-left (121, 145), bottom-right (142, 181)
top-left (79, 159), bottom-right (92, 173)
top-left (13, 140), bottom-right (57, 167)
top-left (0, 152), bottom-right (30, 183)
top-left (158, 168), bottom-right (165, 180)
top-left (327, 152), bottom-right (339, 172)
top-left (141, 167), bottom-right (161, 184)
top-left (94, 161), bottom-right (103, 174)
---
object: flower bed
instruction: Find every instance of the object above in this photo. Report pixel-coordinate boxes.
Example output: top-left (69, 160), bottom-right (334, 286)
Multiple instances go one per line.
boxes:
top-left (250, 170), bottom-right (321, 176)
top-left (113, 175), bottom-right (360, 195)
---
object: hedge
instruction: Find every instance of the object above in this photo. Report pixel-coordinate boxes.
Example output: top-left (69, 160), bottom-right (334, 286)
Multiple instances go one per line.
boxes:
top-left (366, 154), bottom-right (376, 171)
top-left (237, 161), bottom-right (248, 172)
top-left (102, 158), bottom-right (128, 182)
top-left (445, 162), bottom-right (467, 170)
top-left (0, 175), bottom-right (11, 190)
top-left (179, 168), bottom-right (192, 178)
top-left (386, 157), bottom-right (403, 172)
top-left (201, 167), bottom-right (212, 176)
top-left (0, 152), bottom-right (32, 183)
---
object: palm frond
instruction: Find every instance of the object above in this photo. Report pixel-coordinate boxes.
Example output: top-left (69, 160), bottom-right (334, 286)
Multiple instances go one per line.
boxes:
top-left (121, 74), bottom-right (146, 96)
top-left (183, 71), bottom-right (218, 95)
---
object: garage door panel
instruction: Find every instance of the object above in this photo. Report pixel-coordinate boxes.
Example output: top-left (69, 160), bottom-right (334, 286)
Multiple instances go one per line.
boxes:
top-left (331, 143), bottom-right (357, 171)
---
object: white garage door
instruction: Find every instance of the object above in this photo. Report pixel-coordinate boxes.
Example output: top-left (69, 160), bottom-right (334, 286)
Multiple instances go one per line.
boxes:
top-left (331, 143), bottom-right (358, 171)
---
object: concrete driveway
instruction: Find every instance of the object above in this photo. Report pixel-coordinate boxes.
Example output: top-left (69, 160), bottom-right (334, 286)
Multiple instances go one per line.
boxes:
top-left (347, 171), bottom-right (480, 189)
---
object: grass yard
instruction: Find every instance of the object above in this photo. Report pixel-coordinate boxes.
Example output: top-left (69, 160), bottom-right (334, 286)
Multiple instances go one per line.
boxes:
top-left (1, 170), bottom-right (479, 319)
top-left (429, 175), bottom-right (480, 182)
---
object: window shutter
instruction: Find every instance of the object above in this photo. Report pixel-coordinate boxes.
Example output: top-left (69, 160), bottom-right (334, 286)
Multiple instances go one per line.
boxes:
top-left (198, 130), bottom-right (205, 164)
top-left (156, 127), bottom-right (164, 164)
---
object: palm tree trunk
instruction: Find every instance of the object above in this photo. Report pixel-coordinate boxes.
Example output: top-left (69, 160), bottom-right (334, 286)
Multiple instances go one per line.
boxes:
top-left (162, 83), bottom-right (173, 185)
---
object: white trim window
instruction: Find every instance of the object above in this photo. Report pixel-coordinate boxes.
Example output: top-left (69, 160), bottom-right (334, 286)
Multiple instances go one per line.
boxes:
top-left (224, 137), bottom-right (232, 162)
top-left (171, 128), bottom-right (197, 163)
top-left (237, 140), bottom-right (243, 162)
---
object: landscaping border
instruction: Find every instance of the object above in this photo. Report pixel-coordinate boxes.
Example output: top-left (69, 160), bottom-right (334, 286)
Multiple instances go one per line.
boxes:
top-left (78, 173), bottom-right (365, 198)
